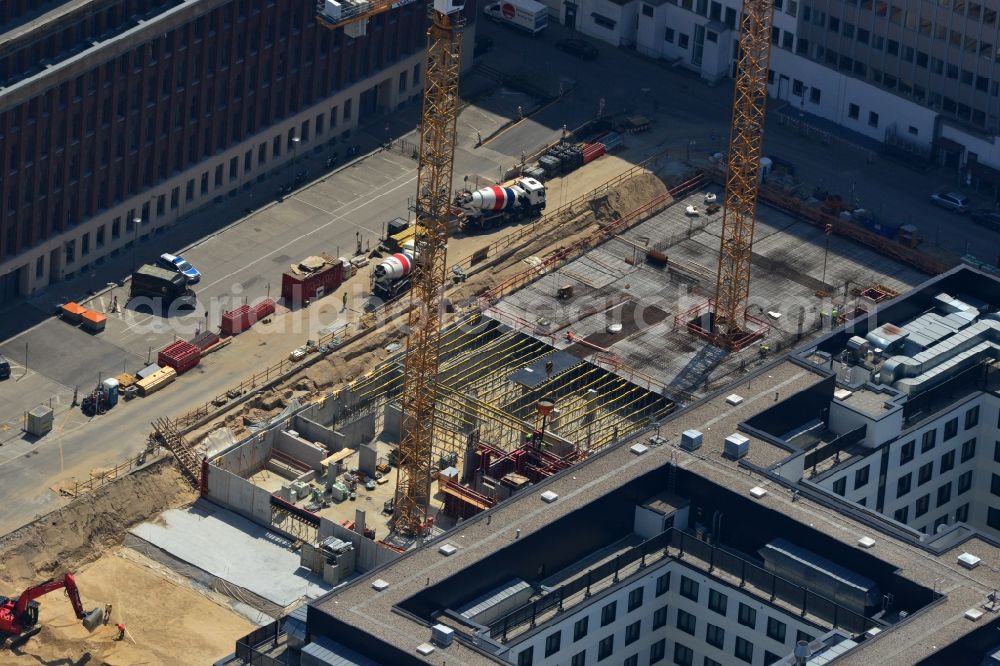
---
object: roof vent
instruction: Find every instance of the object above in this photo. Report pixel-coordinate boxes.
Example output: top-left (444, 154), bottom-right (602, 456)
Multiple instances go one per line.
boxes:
top-left (750, 486), bottom-right (767, 499)
top-left (726, 394), bottom-right (744, 405)
top-left (439, 543), bottom-right (458, 556)
top-left (630, 443), bottom-right (649, 455)
top-left (432, 624), bottom-right (455, 646)
top-left (958, 552), bottom-right (981, 569)
top-left (371, 578), bottom-right (389, 591)
top-left (416, 642), bottom-right (435, 655)
top-left (965, 608), bottom-right (984, 621)
top-left (857, 536), bottom-right (876, 549)
top-left (540, 490), bottom-right (559, 503)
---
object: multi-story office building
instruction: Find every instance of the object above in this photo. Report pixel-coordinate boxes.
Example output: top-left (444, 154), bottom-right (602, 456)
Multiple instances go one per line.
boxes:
top-left (0, 1), bottom-right (472, 303)
top-left (550, 0), bottom-right (1000, 178)
top-left (227, 267), bottom-right (1000, 666)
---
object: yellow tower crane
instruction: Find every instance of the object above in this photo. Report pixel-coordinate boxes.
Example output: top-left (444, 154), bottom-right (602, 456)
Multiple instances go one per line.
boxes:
top-left (317, 0), bottom-right (465, 536)
top-left (712, 0), bottom-right (775, 350)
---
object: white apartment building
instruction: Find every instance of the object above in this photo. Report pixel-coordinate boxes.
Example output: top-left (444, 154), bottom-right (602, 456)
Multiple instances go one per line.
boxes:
top-left (501, 556), bottom-right (828, 666)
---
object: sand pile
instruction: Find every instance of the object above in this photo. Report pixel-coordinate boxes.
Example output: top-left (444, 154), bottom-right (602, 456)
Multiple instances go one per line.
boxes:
top-left (0, 458), bottom-right (196, 590)
top-left (5, 551), bottom-right (255, 666)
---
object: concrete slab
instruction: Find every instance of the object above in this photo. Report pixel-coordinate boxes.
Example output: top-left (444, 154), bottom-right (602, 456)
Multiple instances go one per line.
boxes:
top-left (129, 503), bottom-right (331, 607)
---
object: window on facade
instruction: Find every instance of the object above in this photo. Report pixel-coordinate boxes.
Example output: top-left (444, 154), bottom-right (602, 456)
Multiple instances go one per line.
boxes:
top-left (628, 587), bottom-right (644, 612)
top-left (708, 589), bottom-right (727, 615)
top-left (650, 639), bottom-right (666, 664)
top-left (601, 602), bottom-right (617, 627)
top-left (541, 631), bottom-right (560, 657)
top-left (624, 655), bottom-right (638, 666)
top-left (766, 617), bottom-right (786, 642)
top-left (868, 111), bottom-right (879, 127)
top-left (677, 609), bottom-right (696, 635)
top-left (918, 462), bottom-right (933, 486)
top-left (916, 494), bottom-right (930, 517)
top-left (656, 572), bottom-right (670, 596)
top-left (737, 603), bottom-right (756, 628)
top-left (961, 439), bottom-right (977, 462)
top-left (571, 652), bottom-right (586, 666)
top-left (900, 440), bottom-right (915, 463)
top-left (680, 576), bottom-right (699, 601)
top-left (989, 507), bottom-right (1000, 530)
top-left (897, 473), bottom-right (912, 498)
top-left (517, 647), bottom-right (533, 666)
top-left (792, 79), bottom-right (804, 96)
top-left (854, 466), bottom-right (870, 490)
top-left (958, 470), bottom-right (973, 494)
top-left (939, 450), bottom-right (955, 474)
top-left (810, 87), bottom-right (821, 104)
top-left (642, 3), bottom-right (654, 16)
top-left (572, 616), bottom-right (588, 641)
top-left (937, 482), bottom-right (953, 507)
top-left (705, 658), bottom-right (723, 666)
top-left (956, 503), bottom-right (970, 523)
top-left (653, 605), bottom-right (668, 629)
top-left (992, 474), bottom-right (1000, 497)
top-left (848, 103), bottom-right (860, 120)
top-left (966, 406), bottom-right (980, 429)
top-left (735, 637), bottom-right (754, 663)
top-left (597, 635), bottom-right (614, 661)
top-left (706, 623), bottom-right (725, 649)
top-left (832, 477), bottom-right (846, 496)
top-left (894, 506), bottom-right (909, 523)
top-left (625, 620), bottom-right (641, 645)
top-left (944, 418), bottom-right (959, 441)
top-left (674, 643), bottom-right (694, 666)
top-left (679, 33), bottom-right (689, 48)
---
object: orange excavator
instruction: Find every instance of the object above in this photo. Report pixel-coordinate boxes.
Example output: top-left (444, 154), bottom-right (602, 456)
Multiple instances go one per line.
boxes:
top-left (0, 573), bottom-right (103, 648)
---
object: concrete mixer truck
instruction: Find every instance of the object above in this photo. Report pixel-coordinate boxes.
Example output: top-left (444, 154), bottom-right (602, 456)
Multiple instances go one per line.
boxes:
top-left (371, 241), bottom-right (416, 300)
top-left (454, 177), bottom-right (546, 231)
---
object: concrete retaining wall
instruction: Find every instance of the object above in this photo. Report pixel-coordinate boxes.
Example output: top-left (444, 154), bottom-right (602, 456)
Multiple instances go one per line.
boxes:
top-left (275, 430), bottom-right (328, 470)
top-left (318, 517), bottom-right (398, 572)
top-left (214, 434), bottom-right (273, 477)
top-left (205, 465), bottom-right (272, 526)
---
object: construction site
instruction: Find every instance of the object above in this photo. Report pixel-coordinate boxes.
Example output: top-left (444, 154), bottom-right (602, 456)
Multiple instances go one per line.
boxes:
top-left (3, 0), bottom-right (995, 663)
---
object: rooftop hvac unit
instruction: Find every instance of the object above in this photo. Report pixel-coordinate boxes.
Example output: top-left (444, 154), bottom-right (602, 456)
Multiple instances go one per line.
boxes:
top-left (681, 430), bottom-right (703, 451)
top-left (724, 433), bottom-right (750, 459)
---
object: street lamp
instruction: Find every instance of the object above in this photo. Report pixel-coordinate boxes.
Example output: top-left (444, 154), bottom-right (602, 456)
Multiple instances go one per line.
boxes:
top-left (130, 216), bottom-right (143, 274)
top-left (290, 136), bottom-right (301, 189)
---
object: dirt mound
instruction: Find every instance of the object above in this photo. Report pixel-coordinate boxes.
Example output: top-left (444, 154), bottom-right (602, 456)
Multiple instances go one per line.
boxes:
top-left (6, 551), bottom-right (254, 666)
top-left (0, 458), bottom-right (196, 590)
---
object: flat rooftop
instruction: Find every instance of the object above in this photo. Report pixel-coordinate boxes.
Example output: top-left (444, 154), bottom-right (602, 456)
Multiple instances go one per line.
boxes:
top-left (486, 186), bottom-right (925, 405)
top-left (308, 358), bottom-right (999, 664)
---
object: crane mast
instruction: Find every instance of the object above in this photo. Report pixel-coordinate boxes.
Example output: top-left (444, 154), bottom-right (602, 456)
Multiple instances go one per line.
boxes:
top-left (316, 0), bottom-right (464, 536)
top-left (713, 0), bottom-right (774, 348)
top-left (392, 4), bottom-right (463, 536)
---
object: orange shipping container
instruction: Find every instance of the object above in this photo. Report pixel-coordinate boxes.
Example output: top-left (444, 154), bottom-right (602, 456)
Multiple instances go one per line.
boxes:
top-left (60, 302), bottom-right (86, 323)
top-left (80, 309), bottom-right (107, 332)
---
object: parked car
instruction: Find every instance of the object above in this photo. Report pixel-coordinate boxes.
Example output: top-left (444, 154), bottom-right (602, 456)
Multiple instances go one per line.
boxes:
top-left (0, 355), bottom-right (10, 380)
top-left (556, 38), bottom-right (598, 60)
top-left (971, 209), bottom-right (1000, 230)
top-left (930, 191), bottom-right (970, 213)
top-left (157, 253), bottom-right (202, 284)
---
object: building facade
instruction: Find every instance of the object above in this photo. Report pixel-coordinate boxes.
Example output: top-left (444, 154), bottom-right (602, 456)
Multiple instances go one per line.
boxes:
top-left (627, 0), bottom-right (1000, 176)
top-left (0, 0), bottom-right (457, 303)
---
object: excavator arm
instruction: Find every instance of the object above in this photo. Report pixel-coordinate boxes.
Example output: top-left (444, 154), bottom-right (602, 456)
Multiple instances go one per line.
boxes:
top-left (12, 574), bottom-right (102, 631)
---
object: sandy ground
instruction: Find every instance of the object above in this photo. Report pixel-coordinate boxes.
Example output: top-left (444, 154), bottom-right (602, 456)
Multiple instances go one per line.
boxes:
top-left (5, 549), bottom-right (256, 666)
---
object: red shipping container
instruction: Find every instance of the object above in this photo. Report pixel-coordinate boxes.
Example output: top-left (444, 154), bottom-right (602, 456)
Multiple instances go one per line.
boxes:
top-left (157, 340), bottom-right (201, 375)
top-left (281, 261), bottom-right (343, 307)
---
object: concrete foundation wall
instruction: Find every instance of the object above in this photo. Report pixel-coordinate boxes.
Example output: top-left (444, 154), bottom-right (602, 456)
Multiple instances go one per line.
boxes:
top-left (334, 411), bottom-right (378, 450)
top-left (318, 517), bottom-right (398, 572)
top-left (276, 430), bottom-right (328, 470)
top-left (384, 402), bottom-right (402, 441)
top-left (205, 466), bottom-right (272, 526)
top-left (214, 434), bottom-right (273, 477)
top-left (294, 414), bottom-right (336, 449)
